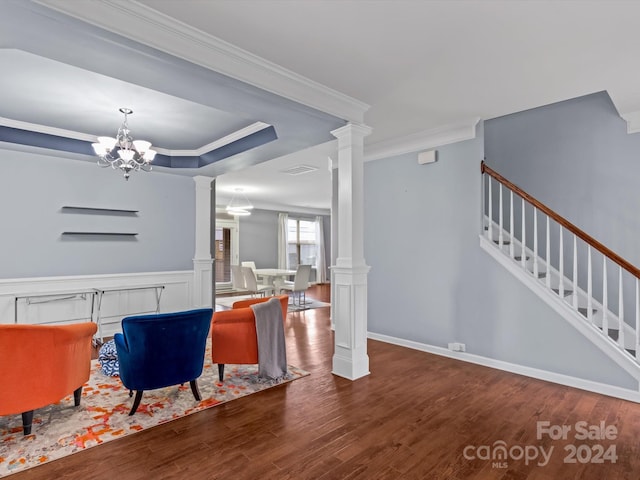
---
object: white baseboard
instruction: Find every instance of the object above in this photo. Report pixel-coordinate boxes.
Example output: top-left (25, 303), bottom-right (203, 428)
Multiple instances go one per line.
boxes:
top-left (367, 331), bottom-right (640, 403)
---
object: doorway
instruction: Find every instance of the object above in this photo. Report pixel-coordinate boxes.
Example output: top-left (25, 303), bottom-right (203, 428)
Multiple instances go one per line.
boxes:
top-left (214, 218), bottom-right (239, 289)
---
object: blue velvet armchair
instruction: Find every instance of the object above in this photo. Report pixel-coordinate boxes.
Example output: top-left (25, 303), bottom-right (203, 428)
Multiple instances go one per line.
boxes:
top-left (114, 308), bottom-right (212, 415)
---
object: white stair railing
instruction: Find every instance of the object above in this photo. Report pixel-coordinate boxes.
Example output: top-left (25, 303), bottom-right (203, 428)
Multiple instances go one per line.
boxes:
top-left (481, 161), bottom-right (640, 362)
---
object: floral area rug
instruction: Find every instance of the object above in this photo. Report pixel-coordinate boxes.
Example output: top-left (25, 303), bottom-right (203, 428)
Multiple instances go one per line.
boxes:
top-left (0, 341), bottom-right (308, 477)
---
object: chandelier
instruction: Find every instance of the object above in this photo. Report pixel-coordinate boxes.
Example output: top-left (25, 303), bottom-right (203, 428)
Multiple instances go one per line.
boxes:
top-left (226, 188), bottom-right (253, 216)
top-left (92, 108), bottom-right (157, 180)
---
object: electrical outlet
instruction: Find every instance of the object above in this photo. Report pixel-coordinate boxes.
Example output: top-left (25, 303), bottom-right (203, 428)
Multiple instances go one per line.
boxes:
top-left (448, 342), bottom-right (466, 352)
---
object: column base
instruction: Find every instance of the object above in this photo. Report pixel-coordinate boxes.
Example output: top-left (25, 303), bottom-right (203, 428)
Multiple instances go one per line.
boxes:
top-left (331, 264), bottom-right (370, 381)
top-left (332, 350), bottom-right (370, 380)
top-left (193, 257), bottom-right (213, 308)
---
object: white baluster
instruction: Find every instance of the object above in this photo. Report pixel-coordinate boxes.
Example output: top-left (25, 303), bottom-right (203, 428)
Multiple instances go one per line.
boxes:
top-left (546, 217), bottom-right (551, 288)
top-left (498, 184), bottom-right (504, 248)
top-left (521, 199), bottom-right (526, 269)
top-left (603, 258), bottom-right (609, 336)
top-left (619, 267), bottom-right (625, 349)
top-left (533, 207), bottom-right (539, 278)
top-left (635, 277), bottom-right (640, 360)
top-left (558, 229), bottom-right (564, 298)
top-left (509, 191), bottom-right (514, 259)
top-left (587, 246), bottom-right (593, 324)
top-left (487, 178), bottom-right (493, 242)
top-left (572, 235), bottom-right (578, 309)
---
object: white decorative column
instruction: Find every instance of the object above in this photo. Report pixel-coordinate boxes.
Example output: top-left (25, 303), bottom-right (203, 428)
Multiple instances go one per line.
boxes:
top-left (193, 176), bottom-right (214, 308)
top-left (329, 154), bottom-right (338, 331)
top-left (331, 123), bottom-right (372, 380)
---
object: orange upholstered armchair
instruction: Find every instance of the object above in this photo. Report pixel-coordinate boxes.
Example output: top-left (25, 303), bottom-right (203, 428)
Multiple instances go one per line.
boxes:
top-left (0, 322), bottom-right (97, 435)
top-left (211, 295), bottom-right (288, 382)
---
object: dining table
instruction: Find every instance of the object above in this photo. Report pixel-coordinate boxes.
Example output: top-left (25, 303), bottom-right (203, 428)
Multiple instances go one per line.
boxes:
top-left (254, 268), bottom-right (296, 293)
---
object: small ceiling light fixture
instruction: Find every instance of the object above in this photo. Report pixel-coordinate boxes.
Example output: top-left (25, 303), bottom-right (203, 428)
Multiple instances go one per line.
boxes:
top-left (92, 107), bottom-right (157, 180)
top-left (226, 188), bottom-right (253, 216)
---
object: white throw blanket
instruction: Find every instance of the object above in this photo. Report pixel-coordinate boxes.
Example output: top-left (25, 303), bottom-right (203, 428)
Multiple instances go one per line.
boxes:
top-left (251, 298), bottom-right (288, 381)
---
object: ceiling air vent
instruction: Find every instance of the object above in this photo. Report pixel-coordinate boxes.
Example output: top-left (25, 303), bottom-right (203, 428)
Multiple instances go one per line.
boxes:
top-left (281, 164), bottom-right (318, 176)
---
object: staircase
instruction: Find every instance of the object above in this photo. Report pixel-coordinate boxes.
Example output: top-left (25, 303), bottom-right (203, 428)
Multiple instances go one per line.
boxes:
top-left (480, 162), bottom-right (640, 381)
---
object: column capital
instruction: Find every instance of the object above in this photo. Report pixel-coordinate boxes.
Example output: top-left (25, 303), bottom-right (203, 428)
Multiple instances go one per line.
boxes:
top-left (193, 175), bottom-right (214, 188)
top-left (331, 122), bottom-right (372, 141)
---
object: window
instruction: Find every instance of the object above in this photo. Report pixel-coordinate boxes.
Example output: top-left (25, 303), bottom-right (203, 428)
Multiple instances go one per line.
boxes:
top-left (287, 218), bottom-right (317, 269)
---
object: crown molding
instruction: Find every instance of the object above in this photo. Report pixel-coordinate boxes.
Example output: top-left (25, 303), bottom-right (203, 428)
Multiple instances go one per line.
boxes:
top-left (216, 198), bottom-right (330, 217)
top-left (619, 111), bottom-right (640, 134)
top-left (154, 122), bottom-right (271, 156)
top-left (0, 115), bottom-right (273, 160)
top-left (0, 116), bottom-right (95, 142)
top-left (364, 117), bottom-right (480, 162)
top-left (34, 0), bottom-right (369, 124)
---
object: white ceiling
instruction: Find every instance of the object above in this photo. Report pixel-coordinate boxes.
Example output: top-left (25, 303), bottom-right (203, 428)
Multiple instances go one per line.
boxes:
top-left (7, 0), bottom-right (640, 214)
top-left (136, 0), bottom-right (640, 140)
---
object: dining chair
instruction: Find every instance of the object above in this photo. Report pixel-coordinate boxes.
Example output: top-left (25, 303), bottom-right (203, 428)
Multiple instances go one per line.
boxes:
top-left (230, 264), bottom-right (247, 292)
top-left (241, 260), bottom-right (266, 283)
top-left (242, 266), bottom-right (274, 297)
top-left (241, 261), bottom-right (257, 271)
top-left (279, 264), bottom-right (312, 306)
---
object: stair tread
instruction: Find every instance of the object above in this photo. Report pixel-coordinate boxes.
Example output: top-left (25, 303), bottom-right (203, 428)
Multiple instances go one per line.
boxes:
top-left (552, 288), bottom-right (573, 297)
top-left (532, 271), bottom-right (546, 279)
top-left (578, 307), bottom-right (598, 317)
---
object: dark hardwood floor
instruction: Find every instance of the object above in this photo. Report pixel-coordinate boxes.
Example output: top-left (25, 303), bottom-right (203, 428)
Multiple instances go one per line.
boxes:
top-left (14, 283), bottom-right (640, 479)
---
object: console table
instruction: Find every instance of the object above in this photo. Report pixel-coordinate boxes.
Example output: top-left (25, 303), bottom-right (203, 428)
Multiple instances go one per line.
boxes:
top-left (14, 284), bottom-right (165, 345)
top-left (93, 284), bottom-right (165, 344)
top-left (14, 289), bottom-right (97, 324)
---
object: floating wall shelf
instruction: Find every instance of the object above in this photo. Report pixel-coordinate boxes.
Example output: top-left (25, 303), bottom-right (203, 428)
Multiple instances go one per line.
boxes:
top-left (61, 232), bottom-right (138, 236)
top-left (61, 206), bottom-right (138, 214)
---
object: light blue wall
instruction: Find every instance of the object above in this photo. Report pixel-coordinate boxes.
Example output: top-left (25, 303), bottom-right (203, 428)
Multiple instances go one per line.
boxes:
top-left (485, 91), bottom-right (640, 267)
top-left (239, 209), bottom-right (279, 268)
top-left (364, 123), bottom-right (636, 389)
top-left (0, 149), bottom-right (195, 278)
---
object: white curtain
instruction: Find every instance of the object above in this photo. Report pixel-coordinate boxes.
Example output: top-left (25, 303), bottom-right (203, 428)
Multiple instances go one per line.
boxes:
top-left (315, 216), bottom-right (327, 283)
top-left (277, 212), bottom-right (289, 269)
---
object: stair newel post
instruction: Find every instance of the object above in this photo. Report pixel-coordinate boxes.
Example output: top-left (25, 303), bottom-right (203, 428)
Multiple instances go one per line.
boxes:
top-left (498, 184), bottom-right (504, 248)
top-left (558, 228), bottom-right (564, 298)
top-left (635, 278), bottom-right (639, 361)
top-left (603, 258), bottom-right (609, 336)
top-left (572, 235), bottom-right (578, 310)
top-left (618, 267), bottom-right (625, 349)
top-left (587, 246), bottom-right (593, 324)
top-left (546, 216), bottom-right (551, 289)
top-left (509, 191), bottom-right (515, 259)
top-left (533, 207), bottom-right (539, 278)
top-left (487, 176), bottom-right (493, 242)
top-left (521, 198), bottom-right (526, 269)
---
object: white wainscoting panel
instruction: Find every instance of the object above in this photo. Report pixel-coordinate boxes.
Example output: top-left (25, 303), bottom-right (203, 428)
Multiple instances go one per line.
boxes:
top-left (0, 271), bottom-right (194, 340)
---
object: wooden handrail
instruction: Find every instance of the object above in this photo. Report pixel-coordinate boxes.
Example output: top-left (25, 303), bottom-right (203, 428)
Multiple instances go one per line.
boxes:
top-left (481, 161), bottom-right (640, 279)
